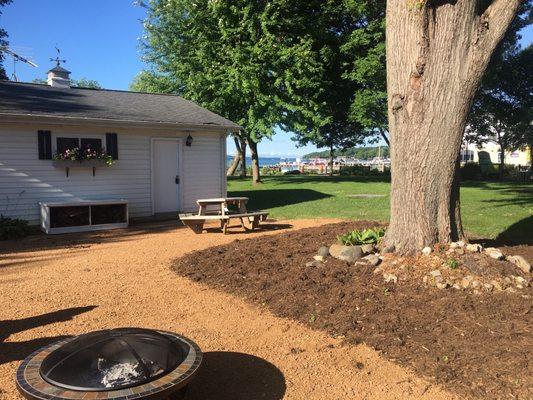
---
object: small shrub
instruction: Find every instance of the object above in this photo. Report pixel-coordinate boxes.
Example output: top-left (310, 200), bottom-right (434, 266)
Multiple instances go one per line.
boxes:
top-left (337, 227), bottom-right (385, 246)
top-left (460, 162), bottom-right (482, 180)
top-left (0, 215), bottom-right (31, 240)
top-left (446, 258), bottom-right (459, 269)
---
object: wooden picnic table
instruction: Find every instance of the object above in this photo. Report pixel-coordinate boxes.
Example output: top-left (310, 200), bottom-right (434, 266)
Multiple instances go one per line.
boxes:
top-left (179, 197), bottom-right (268, 234)
top-left (196, 197), bottom-right (249, 216)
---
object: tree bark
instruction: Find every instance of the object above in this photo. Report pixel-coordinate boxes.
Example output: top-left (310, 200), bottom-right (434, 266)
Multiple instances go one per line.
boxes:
top-left (247, 137), bottom-right (261, 185)
top-left (383, 0), bottom-right (521, 253)
top-left (226, 137), bottom-right (242, 176)
top-left (239, 136), bottom-right (247, 177)
top-left (329, 144), bottom-right (334, 176)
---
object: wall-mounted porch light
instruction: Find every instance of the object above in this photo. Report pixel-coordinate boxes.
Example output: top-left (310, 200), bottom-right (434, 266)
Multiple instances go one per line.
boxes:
top-left (185, 134), bottom-right (193, 147)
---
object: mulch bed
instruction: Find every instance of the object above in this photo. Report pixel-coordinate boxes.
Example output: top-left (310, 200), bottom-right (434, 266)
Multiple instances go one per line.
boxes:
top-left (172, 221), bottom-right (532, 399)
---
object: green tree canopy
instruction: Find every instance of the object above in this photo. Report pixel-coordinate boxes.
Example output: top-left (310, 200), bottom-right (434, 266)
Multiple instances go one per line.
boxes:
top-left (0, 0), bottom-right (13, 80)
top-left (32, 77), bottom-right (102, 89)
top-left (466, 3), bottom-right (532, 172)
top-left (134, 0), bottom-right (329, 182)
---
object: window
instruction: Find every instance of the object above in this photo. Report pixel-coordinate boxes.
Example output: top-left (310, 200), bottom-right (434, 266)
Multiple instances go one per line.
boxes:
top-left (57, 137), bottom-right (80, 154)
top-left (55, 136), bottom-right (103, 154)
top-left (81, 138), bottom-right (103, 151)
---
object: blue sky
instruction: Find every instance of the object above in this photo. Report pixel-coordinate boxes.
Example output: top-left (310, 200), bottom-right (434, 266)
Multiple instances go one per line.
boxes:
top-left (2, 1), bottom-right (532, 157)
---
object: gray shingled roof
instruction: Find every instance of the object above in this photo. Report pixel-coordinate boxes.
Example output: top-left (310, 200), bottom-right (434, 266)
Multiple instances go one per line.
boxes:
top-left (0, 81), bottom-right (240, 130)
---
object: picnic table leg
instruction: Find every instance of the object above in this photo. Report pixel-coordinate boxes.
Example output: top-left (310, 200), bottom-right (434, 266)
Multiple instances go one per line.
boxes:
top-left (252, 216), bottom-right (260, 230)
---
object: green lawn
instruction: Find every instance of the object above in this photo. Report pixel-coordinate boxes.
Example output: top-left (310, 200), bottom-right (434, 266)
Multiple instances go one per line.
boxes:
top-left (228, 175), bottom-right (533, 241)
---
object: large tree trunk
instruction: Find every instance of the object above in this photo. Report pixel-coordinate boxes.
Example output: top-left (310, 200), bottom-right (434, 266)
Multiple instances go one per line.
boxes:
top-left (247, 137), bottom-right (261, 185)
top-left (239, 136), bottom-right (247, 177)
top-left (383, 0), bottom-right (521, 253)
top-left (226, 137), bottom-right (242, 176)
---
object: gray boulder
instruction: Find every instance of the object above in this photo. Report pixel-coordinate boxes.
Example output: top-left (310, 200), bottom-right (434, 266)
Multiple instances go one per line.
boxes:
top-left (317, 246), bottom-right (330, 257)
top-left (329, 244), bottom-right (362, 263)
top-left (507, 255), bottom-right (531, 274)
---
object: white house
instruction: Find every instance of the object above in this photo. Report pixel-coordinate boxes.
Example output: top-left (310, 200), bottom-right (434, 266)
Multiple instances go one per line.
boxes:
top-left (461, 140), bottom-right (531, 166)
top-left (0, 66), bottom-right (240, 229)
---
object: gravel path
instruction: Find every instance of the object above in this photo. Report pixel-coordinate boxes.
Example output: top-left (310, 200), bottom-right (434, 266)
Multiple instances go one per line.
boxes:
top-left (0, 219), bottom-right (456, 400)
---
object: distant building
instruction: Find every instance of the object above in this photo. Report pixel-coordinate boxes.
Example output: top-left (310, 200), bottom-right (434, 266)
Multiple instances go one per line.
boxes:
top-left (461, 140), bottom-right (531, 166)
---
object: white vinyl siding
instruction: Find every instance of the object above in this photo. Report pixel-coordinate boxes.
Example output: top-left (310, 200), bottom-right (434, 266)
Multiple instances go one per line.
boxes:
top-left (0, 125), bottom-right (225, 224)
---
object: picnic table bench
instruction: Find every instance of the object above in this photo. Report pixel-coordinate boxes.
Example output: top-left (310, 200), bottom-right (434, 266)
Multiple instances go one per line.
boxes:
top-left (179, 197), bottom-right (268, 234)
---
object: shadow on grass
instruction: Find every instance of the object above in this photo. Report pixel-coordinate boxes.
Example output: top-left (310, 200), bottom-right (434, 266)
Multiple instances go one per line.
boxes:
top-left (228, 174), bottom-right (391, 184)
top-left (187, 351), bottom-right (286, 400)
top-left (0, 306), bottom-right (97, 365)
top-left (475, 215), bottom-right (533, 246)
top-left (228, 189), bottom-right (332, 211)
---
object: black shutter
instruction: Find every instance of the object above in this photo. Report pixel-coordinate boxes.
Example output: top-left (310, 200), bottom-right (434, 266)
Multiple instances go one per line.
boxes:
top-left (106, 133), bottom-right (118, 160)
top-left (38, 130), bottom-right (52, 159)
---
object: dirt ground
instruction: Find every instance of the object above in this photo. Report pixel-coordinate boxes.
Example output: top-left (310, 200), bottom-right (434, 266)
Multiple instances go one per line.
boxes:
top-left (173, 222), bottom-right (533, 400)
top-left (0, 219), bottom-right (457, 400)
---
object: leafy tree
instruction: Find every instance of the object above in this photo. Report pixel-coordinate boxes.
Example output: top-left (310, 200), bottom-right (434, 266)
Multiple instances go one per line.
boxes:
top-left (383, 0), bottom-right (524, 253)
top-left (288, 1), bottom-right (374, 175)
top-left (136, 0), bottom-right (324, 184)
top-left (33, 77), bottom-right (102, 88)
top-left (467, 42), bottom-right (532, 177)
top-left (0, 0), bottom-right (13, 80)
top-left (342, 0), bottom-right (388, 146)
top-left (304, 145), bottom-right (390, 160)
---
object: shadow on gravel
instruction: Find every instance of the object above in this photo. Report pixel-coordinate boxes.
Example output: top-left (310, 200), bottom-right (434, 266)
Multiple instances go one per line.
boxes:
top-left (187, 351), bottom-right (286, 400)
top-left (0, 306), bottom-right (97, 365)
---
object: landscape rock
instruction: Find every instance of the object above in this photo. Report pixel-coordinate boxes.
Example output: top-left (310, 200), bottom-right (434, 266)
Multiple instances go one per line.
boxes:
top-left (313, 255), bottom-right (325, 262)
top-left (460, 278), bottom-right (472, 289)
top-left (362, 254), bottom-right (381, 266)
top-left (483, 283), bottom-right (494, 292)
top-left (381, 245), bottom-right (395, 254)
top-left (429, 269), bottom-right (442, 278)
top-left (329, 244), bottom-right (362, 263)
top-left (361, 244), bottom-right (375, 254)
top-left (436, 281), bottom-right (450, 289)
top-left (317, 246), bottom-right (330, 257)
top-left (466, 243), bottom-right (482, 253)
top-left (507, 255), bottom-right (531, 274)
top-left (484, 247), bottom-right (504, 260)
top-left (383, 273), bottom-right (398, 283)
top-left (306, 261), bottom-right (322, 267)
top-left (457, 240), bottom-right (466, 248)
top-left (455, 248), bottom-right (465, 255)
top-left (422, 246), bottom-right (432, 256)
top-left (449, 242), bottom-right (459, 249)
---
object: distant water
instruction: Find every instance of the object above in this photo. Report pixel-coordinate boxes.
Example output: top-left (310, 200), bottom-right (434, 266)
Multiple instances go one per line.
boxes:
top-left (226, 156), bottom-right (295, 167)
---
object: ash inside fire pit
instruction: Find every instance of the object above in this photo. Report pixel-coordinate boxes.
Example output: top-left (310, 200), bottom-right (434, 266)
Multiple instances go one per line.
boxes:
top-left (17, 328), bottom-right (202, 400)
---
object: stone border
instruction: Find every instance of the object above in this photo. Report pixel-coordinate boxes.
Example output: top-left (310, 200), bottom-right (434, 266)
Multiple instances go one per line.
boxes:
top-left (16, 330), bottom-right (202, 400)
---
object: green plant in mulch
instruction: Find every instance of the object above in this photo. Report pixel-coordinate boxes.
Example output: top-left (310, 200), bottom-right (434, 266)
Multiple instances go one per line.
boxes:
top-left (446, 258), bottom-right (460, 269)
top-left (0, 215), bottom-right (31, 240)
top-left (337, 227), bottom-right (385, 246)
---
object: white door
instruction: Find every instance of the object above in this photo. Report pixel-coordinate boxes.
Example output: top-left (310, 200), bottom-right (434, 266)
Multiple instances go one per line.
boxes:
top-left (153, 139), bottom-right (180, 213)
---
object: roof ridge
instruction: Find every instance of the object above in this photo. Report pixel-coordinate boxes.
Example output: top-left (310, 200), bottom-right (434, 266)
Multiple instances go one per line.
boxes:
top-left (0, 79), bottom-right (188, 98)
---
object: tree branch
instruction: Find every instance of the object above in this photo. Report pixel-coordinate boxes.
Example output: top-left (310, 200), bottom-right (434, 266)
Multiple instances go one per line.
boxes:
top-left (379, 128), bottom-right (390, 147)
top-left (476, 0), bottom-right (522, 55)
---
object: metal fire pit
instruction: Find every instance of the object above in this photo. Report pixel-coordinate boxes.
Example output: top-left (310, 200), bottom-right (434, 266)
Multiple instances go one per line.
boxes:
top-left (16, 328), bottom-right (202, 400)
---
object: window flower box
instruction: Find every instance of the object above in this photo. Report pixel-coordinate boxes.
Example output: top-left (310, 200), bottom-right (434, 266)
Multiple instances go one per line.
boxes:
top-left (52, 159), bottom-right (110, 169)
top-left (52, 147), bottom-right (114, 176)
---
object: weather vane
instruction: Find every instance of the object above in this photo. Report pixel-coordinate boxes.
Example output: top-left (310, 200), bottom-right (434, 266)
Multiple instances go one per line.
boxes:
top-left (50, 47), bottom-right (66, 67)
